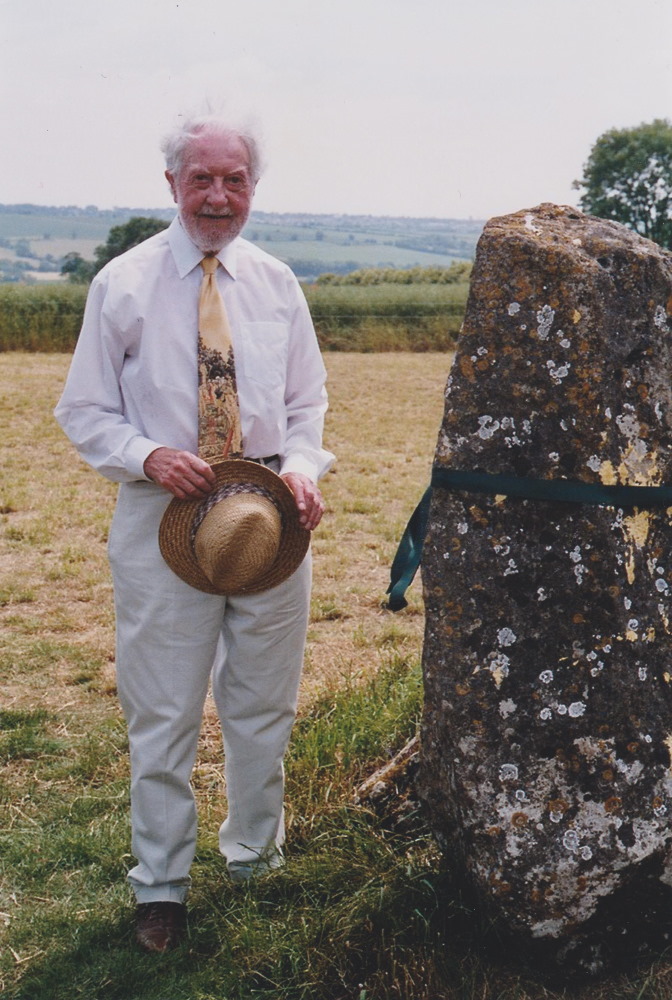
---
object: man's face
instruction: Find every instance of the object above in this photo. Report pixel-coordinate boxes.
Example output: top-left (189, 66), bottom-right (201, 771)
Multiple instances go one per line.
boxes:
top-left (166, 131), bottom-right (256, 253)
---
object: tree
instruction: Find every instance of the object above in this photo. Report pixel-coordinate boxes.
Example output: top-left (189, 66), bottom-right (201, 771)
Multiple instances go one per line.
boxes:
top-left (93, 216), bottom-right (169, 272)
top-left (61, 252), bottom-right (95, 284)
top-left (574, 119), bottom-right (672, 249)
top-left (15, 238), bottom-right (34, 258)
top-left (60, 216), bottom-right (170, 284)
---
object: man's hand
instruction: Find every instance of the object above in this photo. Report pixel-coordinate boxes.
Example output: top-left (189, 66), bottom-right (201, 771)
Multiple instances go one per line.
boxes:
top-left (144, 447), bottom-right (216, 499)
top-left (281, 472), bottom-right (325, 531)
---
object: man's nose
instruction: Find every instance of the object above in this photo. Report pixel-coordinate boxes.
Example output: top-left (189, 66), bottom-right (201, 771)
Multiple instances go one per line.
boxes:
top-left (206, 179), bottom-right (229, 207)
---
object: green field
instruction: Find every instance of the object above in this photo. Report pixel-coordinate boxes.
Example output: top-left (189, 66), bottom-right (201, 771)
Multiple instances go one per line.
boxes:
top-left (245, 236), bottom-right (461, 270)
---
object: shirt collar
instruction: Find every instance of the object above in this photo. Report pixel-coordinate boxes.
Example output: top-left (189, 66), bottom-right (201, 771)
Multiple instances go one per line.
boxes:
top-left (168, 215), bottom-right (239, 280)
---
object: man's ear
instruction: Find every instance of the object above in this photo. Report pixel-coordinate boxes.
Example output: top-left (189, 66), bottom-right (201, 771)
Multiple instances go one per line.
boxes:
top-left (165, 170), bottom-right (178, 204)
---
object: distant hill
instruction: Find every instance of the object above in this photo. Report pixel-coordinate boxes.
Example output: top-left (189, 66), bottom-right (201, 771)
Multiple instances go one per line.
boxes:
top-left (0, 203), bottom-right (484, 283)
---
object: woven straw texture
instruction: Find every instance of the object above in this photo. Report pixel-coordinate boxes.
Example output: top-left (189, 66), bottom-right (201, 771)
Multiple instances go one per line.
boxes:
top-left (158, 459), bottom-right (310, 595)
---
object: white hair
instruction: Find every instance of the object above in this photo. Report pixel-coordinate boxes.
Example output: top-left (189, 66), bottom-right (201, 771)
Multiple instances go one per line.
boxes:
top-left (161, 105), bottom-right (265, 182)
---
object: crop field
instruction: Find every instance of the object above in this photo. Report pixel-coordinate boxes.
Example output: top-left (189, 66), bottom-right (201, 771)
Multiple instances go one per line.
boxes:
top-left (245, 236), bottom-right (461, 270)
top-left (0, 280), bottom-right (469, 352)
top-left (0, 211), bottom-right (133, 242)
top-left (2, 352), bottom-right (671, 999)
top-left (38, 238), bottom-right (100, 260)
top-left (308, 282), bottom-right (467, 349)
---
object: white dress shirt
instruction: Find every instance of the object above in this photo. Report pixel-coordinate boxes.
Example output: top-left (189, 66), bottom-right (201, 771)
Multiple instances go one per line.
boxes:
top-left (55, 217), bottom-right (334, 484)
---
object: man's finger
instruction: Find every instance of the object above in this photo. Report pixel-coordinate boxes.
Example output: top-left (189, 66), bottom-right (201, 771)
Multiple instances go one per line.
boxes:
top-left (281, 472), bottom-right (325, 530)
top-left (144, 447), bottom-right (215, 497)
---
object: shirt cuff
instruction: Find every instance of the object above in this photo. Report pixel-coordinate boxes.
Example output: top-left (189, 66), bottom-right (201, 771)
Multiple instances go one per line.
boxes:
top-left (279, 448), bottom-right (335, 483)
top-left (123, 435), bottom-right (166, 481)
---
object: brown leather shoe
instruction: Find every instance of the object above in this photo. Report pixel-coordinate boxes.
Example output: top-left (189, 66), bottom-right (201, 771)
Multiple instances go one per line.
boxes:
top-left (135, 901), bottom-right (187, 953)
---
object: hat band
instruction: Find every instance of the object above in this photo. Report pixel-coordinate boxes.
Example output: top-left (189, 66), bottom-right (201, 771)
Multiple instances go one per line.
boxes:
top-left (190, 482), bottom-right (283, 550)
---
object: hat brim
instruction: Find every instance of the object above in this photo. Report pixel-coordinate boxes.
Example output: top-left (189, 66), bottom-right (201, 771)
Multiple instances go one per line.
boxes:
top-left (158, 459), bottom-right (310, 595)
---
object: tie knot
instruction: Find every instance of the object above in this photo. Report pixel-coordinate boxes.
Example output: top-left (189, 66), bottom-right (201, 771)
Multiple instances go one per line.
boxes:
top-left (201, 256), bottom-right (219, 275)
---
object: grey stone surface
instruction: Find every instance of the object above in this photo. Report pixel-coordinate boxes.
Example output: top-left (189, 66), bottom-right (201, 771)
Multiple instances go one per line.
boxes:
top-left (418, 203), bottom-right (672, 973)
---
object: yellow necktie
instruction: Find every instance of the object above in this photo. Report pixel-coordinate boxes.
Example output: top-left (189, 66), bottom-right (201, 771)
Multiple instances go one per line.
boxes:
top-left (197, 256), bottom-right (243, 462)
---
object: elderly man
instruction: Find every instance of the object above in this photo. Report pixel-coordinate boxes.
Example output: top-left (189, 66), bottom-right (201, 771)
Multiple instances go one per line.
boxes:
top-left (55, 110), bottom-right (334, 952)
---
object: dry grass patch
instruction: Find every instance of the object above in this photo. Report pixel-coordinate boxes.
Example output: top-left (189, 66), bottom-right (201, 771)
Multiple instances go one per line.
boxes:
top-left (0, 351), bottom-right (448, 718)
top-left (306, 352), bottom-right (447, 700)
top-left (0, 355), bottom-right (116, 721)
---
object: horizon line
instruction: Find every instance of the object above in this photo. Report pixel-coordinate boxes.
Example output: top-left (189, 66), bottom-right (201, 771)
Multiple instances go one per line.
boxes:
top-left (0, 201), bottom-right (488, 224)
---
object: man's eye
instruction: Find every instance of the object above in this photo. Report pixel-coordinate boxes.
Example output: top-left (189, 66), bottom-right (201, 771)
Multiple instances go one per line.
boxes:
top-left (226, 175), bottom-right (245, 189)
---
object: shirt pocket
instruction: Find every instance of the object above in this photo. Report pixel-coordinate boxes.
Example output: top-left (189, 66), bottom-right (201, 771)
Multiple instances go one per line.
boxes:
top-left (236, 322), bottom-right (289, 388)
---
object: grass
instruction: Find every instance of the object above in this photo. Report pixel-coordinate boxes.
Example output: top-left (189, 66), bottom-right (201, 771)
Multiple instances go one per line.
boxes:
top-left (2, 352), bottom-right (672, 998)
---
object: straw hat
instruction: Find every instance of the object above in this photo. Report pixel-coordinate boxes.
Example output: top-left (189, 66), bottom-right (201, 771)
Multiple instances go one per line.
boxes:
top-left (158, 459), bottom-right (310, 595)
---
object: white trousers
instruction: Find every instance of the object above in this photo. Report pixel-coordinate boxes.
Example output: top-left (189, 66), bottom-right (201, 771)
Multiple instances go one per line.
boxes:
top-left (107, 480), bottom-right (311, 904)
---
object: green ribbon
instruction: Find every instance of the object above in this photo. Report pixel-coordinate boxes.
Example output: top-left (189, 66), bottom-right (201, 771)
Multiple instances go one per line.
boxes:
top-left (386, 467), bottom-right (672, 612)
top-left (386, 485), bottom-right (433, 613)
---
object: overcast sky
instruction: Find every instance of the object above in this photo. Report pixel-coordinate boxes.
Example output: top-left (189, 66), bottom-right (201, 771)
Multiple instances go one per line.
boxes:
top-left (2, 0), bottom-right (671, 220)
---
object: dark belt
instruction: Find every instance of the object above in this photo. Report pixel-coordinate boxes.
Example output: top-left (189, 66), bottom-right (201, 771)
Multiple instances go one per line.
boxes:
top-left (247, 455), bottom-right (280, 466)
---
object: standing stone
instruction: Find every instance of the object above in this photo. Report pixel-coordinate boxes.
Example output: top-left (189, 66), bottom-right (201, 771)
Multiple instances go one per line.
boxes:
top-left (418, 204), bottom-right (672, 974)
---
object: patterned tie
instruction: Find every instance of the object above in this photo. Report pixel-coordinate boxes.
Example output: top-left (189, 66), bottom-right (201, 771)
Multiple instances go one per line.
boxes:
top-left (197, 255), bottom-right (243, 462)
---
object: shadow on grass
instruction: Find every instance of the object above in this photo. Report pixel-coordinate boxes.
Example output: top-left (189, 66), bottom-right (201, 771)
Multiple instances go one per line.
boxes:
top-left (9, 857), bottom-right (672, 1000)
top-left (6, 859), bottom-right (482, 1000)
